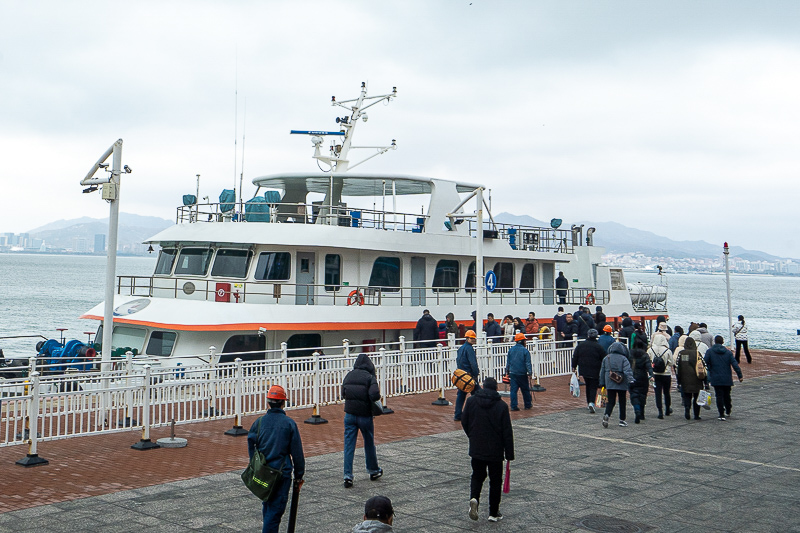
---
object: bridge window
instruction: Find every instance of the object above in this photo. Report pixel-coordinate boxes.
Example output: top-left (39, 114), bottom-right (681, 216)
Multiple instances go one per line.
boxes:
top-left (325, 254), bottom-right (341, 292)
top-left (493, 262), bottom-right (514, 293)
top-left (254, 252), bottom-right (291, 281)
top-left (368, 257), bottom-right (401, 292)
top-left (212, 249), bottom-right (253, 278)
top-left (145, 331), bottom-right (177, 357)
top-left (174, 248), bottom-right (213, 276)
top-left (433, 259), bottom-right (460, 292)
top-left (520, 263), bottom-right (535, 293)
top-left (154, 248), bottom-right (177, 275)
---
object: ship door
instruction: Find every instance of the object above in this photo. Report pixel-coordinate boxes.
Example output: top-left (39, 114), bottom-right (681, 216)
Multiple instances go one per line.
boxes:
top-left (411, 257), bottom-right (426, 306)
top-left (542, 262), bottom-right (555, 305)
top-left (296, 252), bottom-right (316, 305)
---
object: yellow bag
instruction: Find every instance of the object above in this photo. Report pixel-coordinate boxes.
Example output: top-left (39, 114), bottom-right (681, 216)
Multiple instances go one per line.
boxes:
top-left (451, 369), bottom-right (476, 393)
top-left (595, 387), bottom-right (607, 409)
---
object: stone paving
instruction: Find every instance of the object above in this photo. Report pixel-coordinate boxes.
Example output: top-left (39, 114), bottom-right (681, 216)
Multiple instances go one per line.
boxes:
top-left (1, 350), bottom-right (799, 532)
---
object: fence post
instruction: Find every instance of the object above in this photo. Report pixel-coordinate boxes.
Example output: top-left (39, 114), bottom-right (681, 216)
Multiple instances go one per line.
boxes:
top-left (378, 347), bottom-right (394, 414)
top-left (225, 358), bottom-right (248, 436)
top-left (119, 351), bottom-right (136, 427)
top-left (304, 352), bottom-right (328, 425)
top-left (399, 335), bottom-right (409, 393)
top-left (280, 342), bottom-right (289, 394)
top-left (16, 372), bottom-right (48, 467)
top-left (531, 338), bottom-right (546, 392)
top-left (205, 346), bottom-right (219, 417)
top-left (342, 339), bottom-right (350, 371)
top-left (431, 342), bottom-right (449, 406)
top-left (28, 355), bottom-right (36, 377)
top-left (132, 365), bottom-right (159, 450)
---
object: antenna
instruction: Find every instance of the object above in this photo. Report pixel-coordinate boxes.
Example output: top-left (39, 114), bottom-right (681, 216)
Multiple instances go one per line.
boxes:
top-left (233, 51), bottom-right (238, 198)
top-left (239, 98), bottom-right (246, 206)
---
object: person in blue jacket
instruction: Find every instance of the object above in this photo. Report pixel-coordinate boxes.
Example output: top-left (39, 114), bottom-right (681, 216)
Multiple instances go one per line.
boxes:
top-left (598, 324), bottom-right (615, 353)
top-left (247, 385), bottom-right (305, 533)
top-left (505, 333), bottom-right (532, 411)
top-left (704, 335), bottom-right (743, 421)
top-left (454, 330), bottom-right (480, 421)
top-left (483, 313), bottom-right (503, 343)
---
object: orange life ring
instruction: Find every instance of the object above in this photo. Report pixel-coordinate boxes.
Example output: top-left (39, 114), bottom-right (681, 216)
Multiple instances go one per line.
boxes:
top-left (585, 293), bottom-right (596, 305)
top-left (347, 290), bottom-right (365, 306)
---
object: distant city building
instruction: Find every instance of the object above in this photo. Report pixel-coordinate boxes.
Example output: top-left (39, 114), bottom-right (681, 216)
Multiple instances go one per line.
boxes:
top-left (74, 237), bottom-right (89, 253)
top-left (94, 234), bottom-right (106, 253)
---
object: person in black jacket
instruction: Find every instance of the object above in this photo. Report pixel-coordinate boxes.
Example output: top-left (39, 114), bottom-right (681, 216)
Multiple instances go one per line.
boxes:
top-left (571, 329), bottom-right (606, 413)
top-left (562, 313), bottom-right (579, 346)
top-left (461, 377), bottom-right (514, 523)
top-left (341, 354), bottom-right (383, 488)
top-left (629, 337), bottom-right (653, 423)
top-left (413, 309), bottom-right (439, 348)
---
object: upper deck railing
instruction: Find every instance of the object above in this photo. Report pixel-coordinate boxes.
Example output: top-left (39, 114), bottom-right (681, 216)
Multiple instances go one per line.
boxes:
top-left (176, 202), bottom-right (577, 253)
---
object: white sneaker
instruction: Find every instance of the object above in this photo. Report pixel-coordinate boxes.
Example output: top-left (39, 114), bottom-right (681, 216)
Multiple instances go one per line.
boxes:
top-left (469, 498), bottom-right (479, 521)
top-left (588, 403), bottom-right (596, 414)
top-left (488, 514), bottom-right (503, 522)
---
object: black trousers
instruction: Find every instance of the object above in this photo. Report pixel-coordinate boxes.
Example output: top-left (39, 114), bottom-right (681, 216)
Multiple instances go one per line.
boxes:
top-left (470, 458), bottom-right (503, 517)
top-left (604, 389), bottom-right (627, 421)
top-left (713, 385), bottom-right (733, 416)
top-left (653, 374), bottom-right (672, 413)
top-left (735, 340), bottom-right (752, 364)
top-left (583, 377), bottom-right (599, 406)
top-left (682, 392), bottom-right (701, 418)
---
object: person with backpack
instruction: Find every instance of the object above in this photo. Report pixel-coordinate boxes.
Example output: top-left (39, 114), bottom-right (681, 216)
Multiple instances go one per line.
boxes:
top-left (648, 333), bottom-right (675, 419)
top-left (676, 337), bottom-right (705, 421)
top-left (598, 342), bottom-right (634, 428)
top-left (629, 337), bottom-right (653, 424)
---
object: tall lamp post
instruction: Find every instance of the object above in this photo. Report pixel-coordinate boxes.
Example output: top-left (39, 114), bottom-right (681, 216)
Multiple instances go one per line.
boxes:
top-left (724, 242), bottom-right (733, 349)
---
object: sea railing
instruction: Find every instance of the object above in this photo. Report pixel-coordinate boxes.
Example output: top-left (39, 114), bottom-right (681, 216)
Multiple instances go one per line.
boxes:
top-left (0, 334), bottom-right (585, 455)
top-left (115, 276), bottom-right (611, 308)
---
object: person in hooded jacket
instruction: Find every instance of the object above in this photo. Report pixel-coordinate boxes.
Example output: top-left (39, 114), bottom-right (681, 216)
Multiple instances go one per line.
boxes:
top-left (628, 337), bottom-right (653, 424)
top-left (571, 329), bottom-right (606, 413)
top-left (352, 495), bottom-right (395, 533)
top-left (413, 309), bottom-right (439, 348)
top-left (553, 307), bottom-right (568, 346)
top-left (594, 306), bottom-right (607, 328)
top-left (697, 324), bottom-right (714, 352)
top-left (461, 377), bottom-right (514, 523)
top-left (676, 337), bottom-right (705, 421)
top-left (443, 312), bottom-right (459, 339)
top-left (619, 317), bottom-right (635, 346)
top-left (648, 332), bottom-right (675, 419)
top-left (505, 333), bottom-right (532, 411)
top-left (598, 342), bottom-right (634, 427)
top-left (341, 354), bottom-right (383, 487)
top-left (704, 335), bottom-right (743, 420)
top-left (656, 315), bottom-right (672, 337)
top-left (689, 329), bottom-right (709, 356)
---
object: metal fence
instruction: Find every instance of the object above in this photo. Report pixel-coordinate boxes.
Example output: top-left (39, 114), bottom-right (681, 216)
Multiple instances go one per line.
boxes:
top-left (0, 334), bottom-right (580, 462)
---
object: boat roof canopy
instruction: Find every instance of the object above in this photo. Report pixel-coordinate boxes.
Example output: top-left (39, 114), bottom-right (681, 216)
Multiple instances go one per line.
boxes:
top-left (252, 173), bottom-right (480, 197)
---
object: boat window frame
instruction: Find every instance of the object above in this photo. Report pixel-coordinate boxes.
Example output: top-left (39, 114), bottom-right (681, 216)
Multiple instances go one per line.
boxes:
top-left (432, 259), bottom-right (460, 293)
top-left (324, 254), bottom-right (342, 292)
top-left (368, 256), bottom-right (401, 293)
top-left (465, 261), bottom-right (476, 293)
top-left (253, 251), bottom-right (292, 281)
top-left (110, 325), bottom-right (147, 358)
top-left (144, 330), bottom-right (178, 357)
top-left (173, 247), bottom-right (214, 277)
top-left (154, 248), bottom-right (177, 276)
top-left (211, 248), bottom-right (254, 279)
top-left (493, 262), bottom-right (514, 293)
top-left (519, 263), bottom-right (535, 293)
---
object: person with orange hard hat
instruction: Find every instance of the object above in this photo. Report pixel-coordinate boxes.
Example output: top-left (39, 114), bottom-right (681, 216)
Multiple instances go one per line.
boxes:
top-left (505, 333), bottom-right (533, 411)
top-left (247, 384), bottom-right (305, 533)
top-left (453, 329), bottom-right (480, 421)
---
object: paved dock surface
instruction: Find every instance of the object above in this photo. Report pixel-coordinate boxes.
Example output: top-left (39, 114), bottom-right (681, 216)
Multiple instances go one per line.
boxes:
top-left (1, 349), bottom-right (799, 532)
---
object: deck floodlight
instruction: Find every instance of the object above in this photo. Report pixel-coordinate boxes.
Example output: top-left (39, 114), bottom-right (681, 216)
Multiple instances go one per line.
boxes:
top-left (550, 218), bottom-right (562, 229)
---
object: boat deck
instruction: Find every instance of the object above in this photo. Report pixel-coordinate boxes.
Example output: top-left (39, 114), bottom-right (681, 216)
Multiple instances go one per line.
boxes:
top-left (0, 349), bottom-right (798, 531)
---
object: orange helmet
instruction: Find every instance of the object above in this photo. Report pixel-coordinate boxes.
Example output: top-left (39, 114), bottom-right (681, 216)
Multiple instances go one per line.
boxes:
top-left (514, 332), bottom-right (526, 342)
top-left (267, 384), bottom-right (288, 401)
top-left (465, 330), bottom-right (477, 338)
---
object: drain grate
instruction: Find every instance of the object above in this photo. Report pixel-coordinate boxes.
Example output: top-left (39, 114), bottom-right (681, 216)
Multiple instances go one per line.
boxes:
top-left (573, 513), bottom-right (654, 533)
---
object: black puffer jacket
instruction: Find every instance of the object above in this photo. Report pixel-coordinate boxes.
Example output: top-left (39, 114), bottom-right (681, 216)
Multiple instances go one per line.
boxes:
top-left (342, 354), bottom-right (381, 417)
top-left (414, 313), bottom-right (439, 345)
top-left (571, 338), bottom-right (606, 379)
top-left (461, 388), bottom-right (514, 462)
top-left (619, 317), bottom-right (635, 344)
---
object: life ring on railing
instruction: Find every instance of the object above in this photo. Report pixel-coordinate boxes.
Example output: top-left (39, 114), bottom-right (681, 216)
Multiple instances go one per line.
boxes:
top-left (585, 293), bottom-right (596, 305)
top-left (347, 290), bottom-right (365, 306)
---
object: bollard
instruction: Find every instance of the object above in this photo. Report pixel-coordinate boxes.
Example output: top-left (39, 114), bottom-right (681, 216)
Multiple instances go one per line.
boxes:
top-left (204, 346), bottom-right (221, 417)
top-left (157, 418), bottom-right (188, 448)
top-left (431, 342), bottom-right (449, 406)
top-left (132, 365), bottom-right (160, 450)
top-left (399, 336), bottom-right (409, 393)
top-left (225, 358), bottom-right (248, 436)
top-left (118, 351), bottom-right (137, 427)
top-left (28, 355), bottom-right (36, 378)
top-left (304, 352), bottom-right (328, 425)
top-left (377, 347), bottom-right (394, 414)
top-left (16, 372), bottom-right (48, 467)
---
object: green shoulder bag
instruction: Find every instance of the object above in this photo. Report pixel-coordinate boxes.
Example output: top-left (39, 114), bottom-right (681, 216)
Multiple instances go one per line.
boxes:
top-left (242, 417), bottom-right (285, 501)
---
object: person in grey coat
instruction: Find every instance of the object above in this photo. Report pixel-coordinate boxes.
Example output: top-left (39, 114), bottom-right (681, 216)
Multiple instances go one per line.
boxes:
top-left (704, 335), bottom-right (743, 421)
top-left (598, 342), bottom-right (634, 428)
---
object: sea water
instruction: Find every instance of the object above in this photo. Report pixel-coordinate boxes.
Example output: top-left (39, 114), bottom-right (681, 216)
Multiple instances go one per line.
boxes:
top-left (0, 254), bottom-right (798, 358)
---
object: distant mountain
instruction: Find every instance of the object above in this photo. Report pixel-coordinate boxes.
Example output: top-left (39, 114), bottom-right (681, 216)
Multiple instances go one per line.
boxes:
top-left (494, 212), bottom-right (783, 261)
top-left (27, 213), bottom-right (172, 252)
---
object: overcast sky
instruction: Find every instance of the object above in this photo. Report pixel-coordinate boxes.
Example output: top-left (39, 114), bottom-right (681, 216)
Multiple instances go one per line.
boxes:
top-left (2, 1), bottom-right (799, 258)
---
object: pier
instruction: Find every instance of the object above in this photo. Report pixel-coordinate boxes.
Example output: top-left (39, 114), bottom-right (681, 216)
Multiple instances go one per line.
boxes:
top-left (1, 349), bottom-right (798, 532)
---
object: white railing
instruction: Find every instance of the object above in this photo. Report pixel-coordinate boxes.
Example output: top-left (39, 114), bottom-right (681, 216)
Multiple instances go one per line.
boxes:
top-left (0, 334), bottom-right (579, 457)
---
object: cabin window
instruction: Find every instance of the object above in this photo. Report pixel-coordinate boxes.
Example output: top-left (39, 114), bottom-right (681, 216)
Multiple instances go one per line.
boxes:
top-left (368, 257), bottom-right (401, 292)
top-left (174, 248), bottom-right (213, 276)
top-left (520, 263), bottom-right (535, 293)
top-left (493, 262), bottom-right (514, 293)
top-left (211, 249), bottom-right (253, 278)
top-left (254, 252), bottom-right (291, 281)
top-left (110, 326), bottom-right (146, 358)
top-left (433, 259), bottom-right (460, 292)
top-left (325, 254), bottom-right (342, 292)
top-left (145, 331), bottom-right (177, 357)
top-left (465, 261), bottom-right (476, 293)
top-left (154, 248), bottom-right (177, 275)
top-left (220, 334), bottom-right (267, 363)
top-left (610, 268), bottom-right (626, 290)
top-left (287, 334), bottom-right (323, 358)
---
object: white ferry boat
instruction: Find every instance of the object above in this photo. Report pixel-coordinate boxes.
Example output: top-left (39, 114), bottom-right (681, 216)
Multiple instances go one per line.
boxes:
top-left (81, 83), bottom-right (667, 367)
